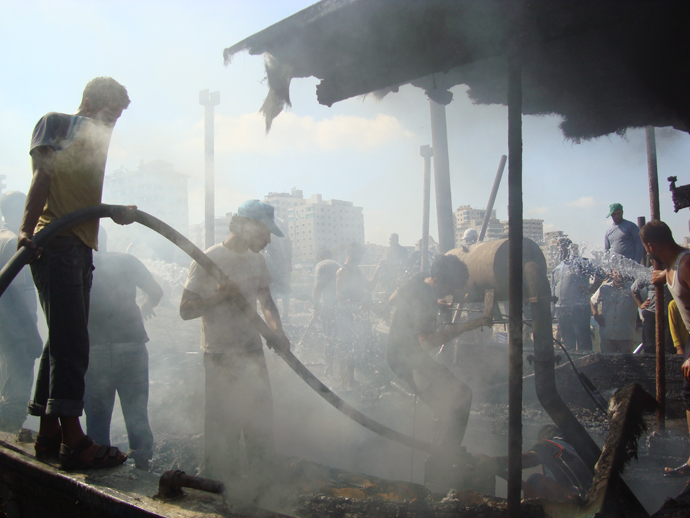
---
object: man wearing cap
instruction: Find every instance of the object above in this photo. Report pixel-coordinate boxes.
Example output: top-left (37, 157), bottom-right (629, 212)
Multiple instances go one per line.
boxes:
top-left (180, 200), bottom-right (290, 482)
top-left (604, 203), bottom-right (644, 263)
top-left (462, 228), bottom-right (478, 246)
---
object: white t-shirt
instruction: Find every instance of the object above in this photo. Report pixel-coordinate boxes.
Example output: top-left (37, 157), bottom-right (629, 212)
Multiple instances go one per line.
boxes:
top-left (184, 243), bottom-right (272, 353)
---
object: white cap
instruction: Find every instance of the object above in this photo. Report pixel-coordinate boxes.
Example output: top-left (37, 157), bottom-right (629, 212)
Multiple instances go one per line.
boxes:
top-left (463, 228), bottom-right (478, 240)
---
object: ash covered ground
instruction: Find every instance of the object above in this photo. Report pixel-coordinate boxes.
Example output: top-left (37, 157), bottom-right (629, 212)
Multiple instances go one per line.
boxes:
top-left (96, 282), bottom-right (690, 515)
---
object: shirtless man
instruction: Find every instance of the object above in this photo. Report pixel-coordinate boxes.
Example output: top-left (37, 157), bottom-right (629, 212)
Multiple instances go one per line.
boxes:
top-left (639, 220), bottom-right (690, 477)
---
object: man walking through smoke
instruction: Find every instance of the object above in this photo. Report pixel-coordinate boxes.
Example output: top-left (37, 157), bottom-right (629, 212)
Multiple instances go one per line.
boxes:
top-left (180, 200), bottom-right (290, 482)
top-left (19, 77), bottom-right (134, 469)
top-left (84, 229), bottom-right (163, 470)
top-left (387, 254), bottom-right (491, 464)
top-left (0, 192), bottom-right (42, 433)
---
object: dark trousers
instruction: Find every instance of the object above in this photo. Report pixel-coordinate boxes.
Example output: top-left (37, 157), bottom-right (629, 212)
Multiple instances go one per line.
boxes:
top-left (641, 309), bottom-right (673, 354)
top-left (84, 342), bottom-right (154, 462)
top-left (556, 306), bottom-right (592, 351)
top-left (28, 241), bottom-right (92, 417)
top-left (682, 337), bottom-right (690, 412)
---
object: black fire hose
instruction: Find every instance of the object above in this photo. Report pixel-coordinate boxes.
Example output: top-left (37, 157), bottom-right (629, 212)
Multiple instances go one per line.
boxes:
top-left (0, 205), bottom-right (433, 453)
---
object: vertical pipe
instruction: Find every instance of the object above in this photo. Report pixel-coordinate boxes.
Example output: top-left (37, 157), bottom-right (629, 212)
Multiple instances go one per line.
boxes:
top-left (429, 100), bottom-right (455, 253)
top-left (507, 31), bottom-right (523, 518)
top-left (204, 104), bottom-right (215, 248)
top-left (479, 155), bottom-right (507, 242)
top-left (646, 125), bottom-right (665, 431)
top-left (420, 145), bottom-right (433, 273)
top-left (200, 90), bottom-right (220, 249)
top-left (637, 217), bottom-right (648, 268)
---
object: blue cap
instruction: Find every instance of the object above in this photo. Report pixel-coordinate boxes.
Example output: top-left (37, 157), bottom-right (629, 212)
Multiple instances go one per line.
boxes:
top-left (237, 200), bottom-right (284, 237)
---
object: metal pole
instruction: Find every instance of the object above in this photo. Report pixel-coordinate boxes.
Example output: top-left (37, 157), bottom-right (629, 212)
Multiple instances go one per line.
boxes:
top-left (507, 25), bottom-right (523, 518)
top-left (199, 89), bottom-right (221, 249)
top-left (429, 100), bottom-right (455, 253)
top-left (420, 145), bottom-right (433, 273)
top-left (479, 155), bottom-right (507, 242)
top-left (646, 125), bottom-right (665, 432)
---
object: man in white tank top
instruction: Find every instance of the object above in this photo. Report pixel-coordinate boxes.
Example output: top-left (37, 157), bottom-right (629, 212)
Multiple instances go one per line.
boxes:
top-left (639, 220), bottom-right (690, 477)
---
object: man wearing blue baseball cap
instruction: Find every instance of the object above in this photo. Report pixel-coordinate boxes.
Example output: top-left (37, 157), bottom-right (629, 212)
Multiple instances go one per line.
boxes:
top-left (180, 199), bottom-right (290, 483)
top-left (604, 203), bottom-right (644, 263)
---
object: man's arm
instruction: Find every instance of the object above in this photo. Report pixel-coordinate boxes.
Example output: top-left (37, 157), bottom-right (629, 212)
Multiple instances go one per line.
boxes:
top-left (591, 292), bottom-right (604, 326)
top-left (631, 285), bottom-right (650, 310)
top-left (312, 281), bottom-right (324, 314)
top-left (419, 315), bottom-right (493, 350)
top-left (18, 148), bottom-right (54, 257)
top-left (476, 451), bottom-right (542, 476)
top-left (257, 285), bottom-right (290, 352)
top-left (138, 276), bottom-right (163, 320)
top-left (604, 231), bottom-right (611, 252)
top-left (179, 281), bottom-right (240, 321)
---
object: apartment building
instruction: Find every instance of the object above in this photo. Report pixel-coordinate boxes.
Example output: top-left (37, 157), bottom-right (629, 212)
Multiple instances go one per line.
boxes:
top-left (265, 189), bottom-right (364, 263)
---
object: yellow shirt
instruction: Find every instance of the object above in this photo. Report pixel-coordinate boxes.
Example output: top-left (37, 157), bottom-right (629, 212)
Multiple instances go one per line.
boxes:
top-left (668, 299), bottom-right (689, 352)
top-left (31, 113), bottom-right (113, 250)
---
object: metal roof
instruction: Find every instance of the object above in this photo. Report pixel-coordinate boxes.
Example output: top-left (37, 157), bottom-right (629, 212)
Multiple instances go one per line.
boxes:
top-left (225, 0), bottom-right (690, 140)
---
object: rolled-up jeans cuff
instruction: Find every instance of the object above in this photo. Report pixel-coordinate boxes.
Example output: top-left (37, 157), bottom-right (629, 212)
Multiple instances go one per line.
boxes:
top-left (27, 400), bottom-right (46, 417)
top-left (46, 398), bottom-right (83, 417)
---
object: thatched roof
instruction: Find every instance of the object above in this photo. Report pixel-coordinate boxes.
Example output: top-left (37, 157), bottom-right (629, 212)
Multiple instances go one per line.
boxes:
top-left (224, 0), bottom-right (690, 140)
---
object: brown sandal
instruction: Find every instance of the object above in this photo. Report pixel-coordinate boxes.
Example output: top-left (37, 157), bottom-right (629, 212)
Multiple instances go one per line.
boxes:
top-left (59, 435), bottom-right (127, 470)
top-left (34, 428), bottom-right (61, 460)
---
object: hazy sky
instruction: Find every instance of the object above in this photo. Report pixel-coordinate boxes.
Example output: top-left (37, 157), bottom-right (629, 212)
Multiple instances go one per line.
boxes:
top-left (2, 0), bottom-right (689, 249)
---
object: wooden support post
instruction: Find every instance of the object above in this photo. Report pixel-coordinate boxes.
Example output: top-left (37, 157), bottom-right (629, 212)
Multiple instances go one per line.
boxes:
top-left (646, 125), bottom-right (665, 432)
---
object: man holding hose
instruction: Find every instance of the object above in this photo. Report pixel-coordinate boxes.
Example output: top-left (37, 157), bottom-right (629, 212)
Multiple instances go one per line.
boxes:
top-left (19, 77), bottom-right (135, 469)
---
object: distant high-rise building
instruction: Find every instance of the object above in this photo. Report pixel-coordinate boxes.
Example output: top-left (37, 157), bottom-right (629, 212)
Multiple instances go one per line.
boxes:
top-left (105, 160), bottom-right (189, 237)
top-left (544, 230), bottom-right (566, 244)
top-left (502, 218), bottom-right (544, 244)
top-left (104, 160), bottom-right (189, 261)
top-left (454, 205), bottom-right (504, 245)
top-left (189, 212), bottom-right (233, 250)
top-left (265, 189), bottom-right (365, 263)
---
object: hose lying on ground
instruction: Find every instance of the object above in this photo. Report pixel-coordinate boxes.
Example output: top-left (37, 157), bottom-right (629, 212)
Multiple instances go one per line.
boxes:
top-left (0, 205), bottom-right (433, 453)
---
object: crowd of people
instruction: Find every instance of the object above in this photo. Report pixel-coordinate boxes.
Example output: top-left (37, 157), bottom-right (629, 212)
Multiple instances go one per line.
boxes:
top-left (2, 76), bottom-right (690, 508)
top-left (550, 203), bottom-right (679, 356)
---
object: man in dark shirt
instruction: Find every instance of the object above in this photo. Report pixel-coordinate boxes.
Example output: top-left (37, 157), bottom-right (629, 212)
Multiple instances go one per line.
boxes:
top-left (387, 254), bottom-right (491, 454)
top-left (0, 192), bottom-right (42, 433)
top-left (84, 231), bottom-right (163, 470)
top-left (478, 425), bottom-right (593, 502)
top-left (604, 203), bottom-right (644, 263)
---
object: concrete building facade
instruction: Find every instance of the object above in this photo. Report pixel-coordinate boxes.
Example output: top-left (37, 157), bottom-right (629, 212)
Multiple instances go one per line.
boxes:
top-left (105, 160), bottom-right (189, 238)
top-left (454, 205), bottom-right (505, 245)
top-left (104, 160), bottom-right (189, 262)
top-left (265, 189), bottom-right (364, 264)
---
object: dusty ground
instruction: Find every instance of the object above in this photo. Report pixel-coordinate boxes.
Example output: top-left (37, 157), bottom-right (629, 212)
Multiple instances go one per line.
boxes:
top-left (98, 300), bottom-right (690, 516)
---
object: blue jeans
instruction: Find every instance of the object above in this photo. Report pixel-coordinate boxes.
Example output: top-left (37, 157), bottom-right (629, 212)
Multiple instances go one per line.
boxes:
top-left (556, 306), bottom-right (592, 351)
top-left (84, 342), bottom-right (153, 462)
top-left (28, 239), bottom-right (93, 417)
